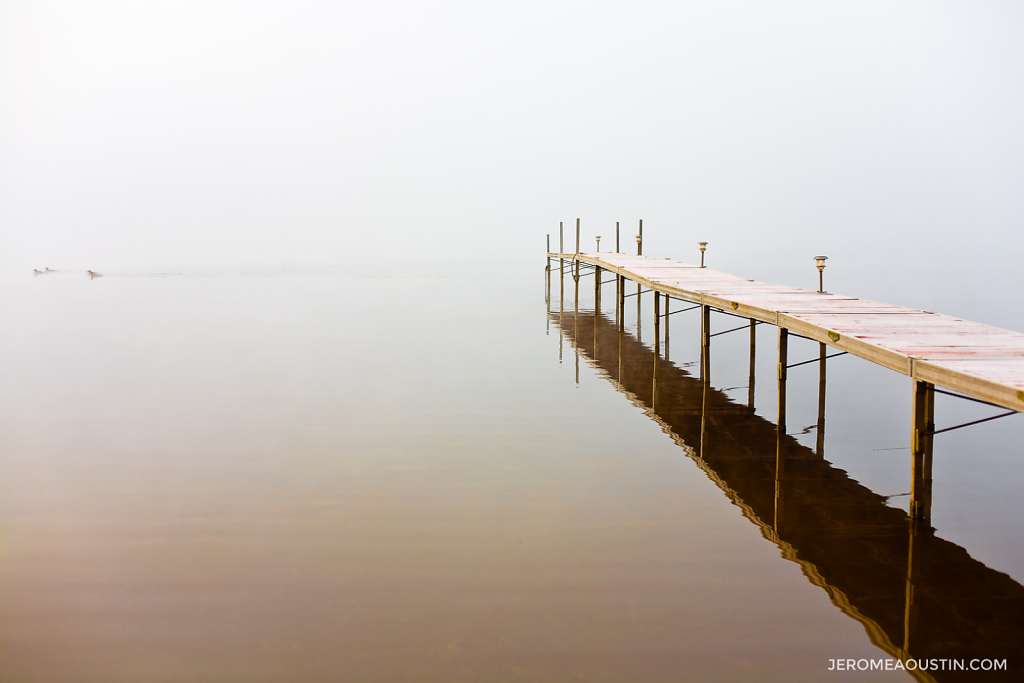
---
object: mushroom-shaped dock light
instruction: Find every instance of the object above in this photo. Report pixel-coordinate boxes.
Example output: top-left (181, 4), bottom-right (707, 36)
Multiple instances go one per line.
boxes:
top-left (596, 236), bottom-right (601, 252)
top-left (698, 242), bottom-right (708, 268)
top-left (814, 256), bottom-right (828, 293)
top-left (635, 234), bottom-right (642, 255)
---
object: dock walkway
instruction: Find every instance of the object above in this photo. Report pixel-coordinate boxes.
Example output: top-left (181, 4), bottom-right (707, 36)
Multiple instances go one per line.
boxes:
top-left (549, 251), bottom-right (1024, 414)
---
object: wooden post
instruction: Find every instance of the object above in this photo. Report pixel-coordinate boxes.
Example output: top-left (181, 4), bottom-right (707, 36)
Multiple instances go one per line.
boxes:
top-left (910, 380), bottom-right (935, 522)
top-left (618, 276), bottom-right (625, 330)
top-left (595, 265), bottom-right (601, 310)
top-left (775, 326), bottom-right (789, 536)
top-left (816, 342), bottom-right (827, 456)
top-left (654, 291), bottom-right (661, 355)
top-left (616, 221), bottom-right (620, 253)
top-left (575, 218), bottom-right (580, 256)
top-left (700, 304), bottom-right (711, 384)
top-left (559, 221), bottom-right (564, 278)
top-left (778, 327), bottom-right (788, 434)
top-left (748, 319), bottom-right (756, 409)
top-left (665, 295), bottom-right (670, 361)
top-left (638, 219), bottom-right (643, 256)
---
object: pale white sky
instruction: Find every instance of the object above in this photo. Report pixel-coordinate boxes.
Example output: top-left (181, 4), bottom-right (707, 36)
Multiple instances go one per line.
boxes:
top-left (2, 1), bottom-right (1022, 291)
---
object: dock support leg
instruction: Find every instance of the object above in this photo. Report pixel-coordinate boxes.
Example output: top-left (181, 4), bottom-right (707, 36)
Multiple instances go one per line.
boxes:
top-left (775, 326), bottom-right (789, 536)
top-left (816, 342), bottom-right (827, 456)
top-left (748, 319), bottom-right (756, 409)
top-left (777, 327), bottom-right (788, 433)
top-left (653, 292), bottom-right (660, 355)
top-left (618, 276), bottom-right (625, 330)
top-left (595, 265), bottom-right (601, 311)
top-left (700, 304), bottom-right (711, 384)
top-left (910, 380), bottom-right (935, 523)
top-left (665, 295), bottom-right (670, 361)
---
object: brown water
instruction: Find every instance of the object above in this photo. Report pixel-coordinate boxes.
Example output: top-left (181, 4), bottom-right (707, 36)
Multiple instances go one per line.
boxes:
top-left (0, 264), bottom-right (1021, 682)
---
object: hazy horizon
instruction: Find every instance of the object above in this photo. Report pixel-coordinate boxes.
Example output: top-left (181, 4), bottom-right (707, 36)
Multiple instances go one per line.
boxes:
top-left (3, 1), bottom-right (1022, 287)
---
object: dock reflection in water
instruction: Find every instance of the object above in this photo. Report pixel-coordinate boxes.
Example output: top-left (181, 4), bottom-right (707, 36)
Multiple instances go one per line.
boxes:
top-left (548, 300), bottom-right (1024, 681)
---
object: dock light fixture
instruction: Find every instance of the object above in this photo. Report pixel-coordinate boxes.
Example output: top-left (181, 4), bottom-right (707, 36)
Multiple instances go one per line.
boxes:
top-left (699, 242), bottom-right (708, 268)
top-left (596, 236), bottom-right (601, 251)
top-left (635, 234), bottom-right (642, 255)
top-left (814, 256), bottom-right (828, 293)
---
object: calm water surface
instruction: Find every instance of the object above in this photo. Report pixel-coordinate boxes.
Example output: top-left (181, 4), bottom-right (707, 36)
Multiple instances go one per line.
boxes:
top-left (0, 263), bottom-right (1021, 682)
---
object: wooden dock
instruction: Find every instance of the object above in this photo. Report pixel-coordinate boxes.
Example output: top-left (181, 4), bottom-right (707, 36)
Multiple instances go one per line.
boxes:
top-left (549, 251), bottom-right (1024, 414)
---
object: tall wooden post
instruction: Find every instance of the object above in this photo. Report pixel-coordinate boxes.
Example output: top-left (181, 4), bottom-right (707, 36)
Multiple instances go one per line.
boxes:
top-left (559, 222), bottom-right (564, 279)
top-left (775, 326), bottom-right (789, 536)
top-left (637, 219), bottom-right (643, 255)
top-left (664, 295), bottom-right (670, 361)
top-left (910, 380), bottom-right (935, 522)
top-left (653, 292), bottom-right (661, 355)
top-left (777, 327), bottom-right (789, 433)
top-left (595, 265), bottom-right (601, 310)
top-left (700, 304), bottom-right (711, 384)
top-left (616, 221), bottom-right (620, 253)
top-left (575, 218), bottom-right (580, 256)
top-left (748, 319), bottom-right (756, 409)
top-left (618, 276), bottom-right (625, 330)
top-left (816, 342), bottom-right (827, 456)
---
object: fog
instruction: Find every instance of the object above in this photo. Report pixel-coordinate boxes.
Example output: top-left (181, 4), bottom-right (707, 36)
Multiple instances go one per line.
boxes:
top-left (2, 0), bottom-right (1023, 319)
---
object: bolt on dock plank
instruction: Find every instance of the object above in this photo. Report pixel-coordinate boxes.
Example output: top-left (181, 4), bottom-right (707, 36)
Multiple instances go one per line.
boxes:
top-left (549, 251), bottom-right (1024, 414)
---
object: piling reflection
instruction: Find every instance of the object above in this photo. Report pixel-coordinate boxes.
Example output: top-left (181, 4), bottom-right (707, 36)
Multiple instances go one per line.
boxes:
top-left (552, 307), bottom-right (1024, 681)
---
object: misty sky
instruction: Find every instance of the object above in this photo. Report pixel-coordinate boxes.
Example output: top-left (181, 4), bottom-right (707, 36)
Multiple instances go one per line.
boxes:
top-left (2, 1), bottom-right (1022, 292)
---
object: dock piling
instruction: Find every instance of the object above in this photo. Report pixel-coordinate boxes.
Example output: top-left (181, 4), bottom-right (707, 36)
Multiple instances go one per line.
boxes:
top-left (817, 342), bottom-right (827, 455)
top-left (665, 295), bottom-right (671, 361)
top-left (777, 328), bottom-right (788, 433)
top-left (748, 319), bottom-right (756, 409)
top-left (700, 304), bottom-right (711, 383)
top-left (654, 292), bottom-right (661, 355)
top-left (910, 381), bottom-right (935, 522)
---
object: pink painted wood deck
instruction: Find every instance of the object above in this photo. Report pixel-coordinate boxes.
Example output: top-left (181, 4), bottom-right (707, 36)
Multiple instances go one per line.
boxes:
top-left (550, 251), bottom-right (1024, 412)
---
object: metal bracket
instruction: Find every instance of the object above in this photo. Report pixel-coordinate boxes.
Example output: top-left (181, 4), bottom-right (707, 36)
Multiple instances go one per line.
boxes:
top-left (660, 304), bottom-right (701, 318)
top-left (926, 388), bottom-right (1021, 435)
top-left (930, 411), bottom-right (1018, 435)
top-left (710, 323), bottom-right (755, 338)
top-left (787, 351), bottom-right (848, 369)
